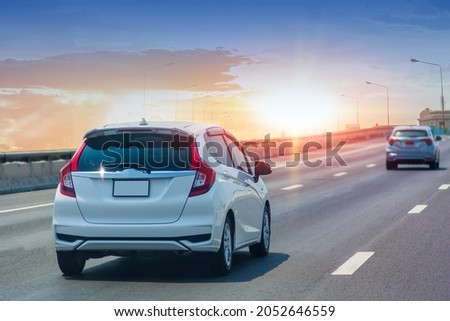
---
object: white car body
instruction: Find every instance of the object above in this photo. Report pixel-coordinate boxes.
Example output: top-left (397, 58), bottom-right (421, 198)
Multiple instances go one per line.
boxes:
top-left (53, 121), bottom-right (272, 275)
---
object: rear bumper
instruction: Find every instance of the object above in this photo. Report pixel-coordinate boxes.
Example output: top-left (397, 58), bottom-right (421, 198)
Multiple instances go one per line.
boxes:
top-left (53, 185), bottom-right (226, 254)
top-left (386, 151), bottom-right (437, 164)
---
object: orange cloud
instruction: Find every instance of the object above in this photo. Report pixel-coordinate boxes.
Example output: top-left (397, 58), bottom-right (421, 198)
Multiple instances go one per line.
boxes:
top-left (0, 48), bottom-right (253, 92)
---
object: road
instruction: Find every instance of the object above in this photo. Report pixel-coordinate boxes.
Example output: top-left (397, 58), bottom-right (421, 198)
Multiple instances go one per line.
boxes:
top-left (1, 136), bottom-right (450, 300)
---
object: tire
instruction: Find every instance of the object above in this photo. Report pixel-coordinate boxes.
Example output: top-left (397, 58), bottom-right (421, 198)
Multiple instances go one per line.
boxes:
top-left (430, 157), bottom-right (439, 170)
top-left (249, 206), bottom-right (270, 257)
top-left (57, 251), bottom-right (86, 276)
top-left (209, 216), bottom-right (233, 276)
top-left (386, 161), bottom-right (397, 170)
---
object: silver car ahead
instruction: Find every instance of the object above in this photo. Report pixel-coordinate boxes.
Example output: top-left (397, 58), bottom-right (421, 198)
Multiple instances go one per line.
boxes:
top-left (53, 121), bottom-right (272, 276)
top-left (386, 125), bottom-right (442, 170)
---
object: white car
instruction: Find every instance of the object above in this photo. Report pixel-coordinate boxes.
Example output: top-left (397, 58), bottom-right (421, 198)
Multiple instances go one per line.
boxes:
top-left (53, 120), bottom-right (272, 276)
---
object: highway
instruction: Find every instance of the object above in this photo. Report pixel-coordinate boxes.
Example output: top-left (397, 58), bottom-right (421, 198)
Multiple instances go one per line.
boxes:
top-left (1, 136), bottom-right (450, 300)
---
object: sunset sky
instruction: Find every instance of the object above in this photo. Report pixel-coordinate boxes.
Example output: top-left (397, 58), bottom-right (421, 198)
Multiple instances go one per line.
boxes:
top-left (1, 0), bottom-right (450, 150)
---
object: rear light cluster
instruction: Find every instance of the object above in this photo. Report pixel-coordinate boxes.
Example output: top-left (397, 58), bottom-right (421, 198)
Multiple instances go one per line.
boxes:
top-left (388, 138), bottom-right (397, 146)
top-left (59, 141), bottom-right (86, 198)
top-left (189, 138), bottom-right (216, 197)
top-left (422, 138), bottom-right (433, 146)
top-left (388, 137), bottom-right (433, 146)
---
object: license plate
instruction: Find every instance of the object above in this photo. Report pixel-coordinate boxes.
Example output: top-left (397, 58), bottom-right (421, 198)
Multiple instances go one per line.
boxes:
top-left (405, 141), bottom-right (414, 146)
top-left (113, 180), bottom-right (150, 197)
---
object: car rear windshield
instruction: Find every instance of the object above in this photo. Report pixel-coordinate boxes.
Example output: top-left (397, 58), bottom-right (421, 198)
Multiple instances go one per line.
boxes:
top-left (393, 130), bottom-right (428, 138)
top-left (77, 132), bottom-right (192, 172)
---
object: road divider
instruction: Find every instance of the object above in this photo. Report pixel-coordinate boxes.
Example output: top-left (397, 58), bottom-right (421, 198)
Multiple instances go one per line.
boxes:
top-left (408, 205), bottom-right (428, 214)
top-left (333, 172), bottom-right (348, 177)
top-left (332, 252), bottom-right (375, 276)
top-left (0, 203), bottom-right (54, 214)
top-left (281, 184), bottom-right (303, 191)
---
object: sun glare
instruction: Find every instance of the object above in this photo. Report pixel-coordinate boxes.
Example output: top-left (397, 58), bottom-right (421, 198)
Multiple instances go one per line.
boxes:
top-left (254, 87), bottom-right (337, 137)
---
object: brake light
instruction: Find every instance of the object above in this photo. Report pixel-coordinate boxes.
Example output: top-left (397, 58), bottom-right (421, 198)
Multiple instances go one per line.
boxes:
top-left (422, 138), bottom-right (433, 146)
top-left (189, 138), bottom-right (216, 197)
top-left (388, 138), bottom-right (397, 146)
top-left (59, 141), bottom-right (86, 198)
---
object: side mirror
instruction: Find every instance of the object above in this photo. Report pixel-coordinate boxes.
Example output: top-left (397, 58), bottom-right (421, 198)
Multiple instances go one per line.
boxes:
top-left (435, 135), bottom-right (442, 141)
top-left (254, 160), bottom-right (272, 181)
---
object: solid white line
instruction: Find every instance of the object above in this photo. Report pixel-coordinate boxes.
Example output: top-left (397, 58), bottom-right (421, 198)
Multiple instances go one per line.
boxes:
top-left (333, 172), bottom-right (348, 177)
top-left (281, 184), bottom-right (303, 191)
top-left (439, 184), bottom-right (450, 190)
top-left (366, 163), bottom-right (377, 168)
top-left (0, 203), bottom-right (54, 214)
top-left (332, 252), bottom-right (375, 276)
top-left (408, 205), bottom-right (427, 214)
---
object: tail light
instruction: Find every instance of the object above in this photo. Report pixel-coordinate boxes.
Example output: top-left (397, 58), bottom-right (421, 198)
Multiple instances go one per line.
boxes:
top-left (59, 141), bottom-right (86, 198)
top-left (388, 138), bottom-right (397, 146)
top-left (422, 138), bottom-right (433, 146)
top-left (189, 138), bottom-right (216, 197)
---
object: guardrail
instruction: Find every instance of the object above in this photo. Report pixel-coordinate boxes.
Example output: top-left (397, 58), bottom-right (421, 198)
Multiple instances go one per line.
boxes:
top-left (0, 150), bottom-right (75, 163)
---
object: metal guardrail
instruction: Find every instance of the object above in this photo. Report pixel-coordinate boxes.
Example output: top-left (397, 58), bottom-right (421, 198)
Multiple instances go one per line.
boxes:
top-left (0, 150), bottom-right (75, 163)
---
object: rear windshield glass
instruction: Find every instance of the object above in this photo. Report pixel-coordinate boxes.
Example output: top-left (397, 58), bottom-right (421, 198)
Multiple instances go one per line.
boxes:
top-left (78, 132), bottom-right (192, 172)
top-left (393, 130), bottom-right (428, 138)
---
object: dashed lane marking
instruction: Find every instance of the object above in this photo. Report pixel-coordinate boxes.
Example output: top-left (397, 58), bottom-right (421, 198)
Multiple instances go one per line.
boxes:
top-left (333, 172), bottom-right (348, 177)
top-left (408, 205), bottom-right (428, 214)
top-left (439, 184), bottom-right (450, 190)
top-left (366, 163), bottom-right (377, 168)
top-left (281, 184), bottom-right (303, 191)
top-left (332, 252), bottom-right (375, 276)
top-left (0, 203), bottom-right (54, 214)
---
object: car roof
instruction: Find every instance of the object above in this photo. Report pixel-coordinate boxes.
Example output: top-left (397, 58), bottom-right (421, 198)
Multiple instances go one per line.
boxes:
top-left (84, 120), bottom-right (219, 138)
top-left (392, 125), bottom-right (431, 131)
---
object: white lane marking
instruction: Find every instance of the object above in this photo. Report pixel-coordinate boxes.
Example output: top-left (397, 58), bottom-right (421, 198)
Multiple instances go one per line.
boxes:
top-left (366, 163), bottom-right (377, 168)
top-left (332, 252), bottom-right (375, 276)
top-left (408, 205), bottom-right (427, 214)
top-left (333, 172), bottom-right (348, 177)
top-left (0, 203), bottom-right (54, 214)
top-left (439, 184), bottom-right (450, 190)
top-left (281, 184), bottom-right (303, 191)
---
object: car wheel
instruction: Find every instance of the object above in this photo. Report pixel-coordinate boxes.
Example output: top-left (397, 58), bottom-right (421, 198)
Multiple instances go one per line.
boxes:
top-left (249, 206), bottom-right (270, 257)
top-left (56, 251), bottom-right (86, 276)
top-left (209, 216), bottom-right (233, 276)
top-left (386, 161), bottom-right (397, 170)
top-left (430, 160), bottom-right (439, 170)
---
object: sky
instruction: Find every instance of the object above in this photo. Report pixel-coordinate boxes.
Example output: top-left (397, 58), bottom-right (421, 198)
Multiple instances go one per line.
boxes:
top-left (1, 0), bottom-right (450, 151)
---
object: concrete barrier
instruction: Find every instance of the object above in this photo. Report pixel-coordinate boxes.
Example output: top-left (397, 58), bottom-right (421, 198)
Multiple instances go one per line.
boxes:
top-left (0, 159), bottom-right (67, 195)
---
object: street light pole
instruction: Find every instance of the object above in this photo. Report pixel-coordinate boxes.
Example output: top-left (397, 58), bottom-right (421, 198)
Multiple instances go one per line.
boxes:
top-left (143, 62), bottom-right (174, 119)
top-left (410, 58), bottom-right (445, 133)
top-left (175, 84), bottom-right (197, 121)
top-left (366, 81), bottom-right (390, 126)
top-left (340, 94), bottom-right (360, 126)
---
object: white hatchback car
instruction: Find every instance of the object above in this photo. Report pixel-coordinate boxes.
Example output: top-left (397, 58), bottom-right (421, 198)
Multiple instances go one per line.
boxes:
top-left (53, 120), bottom-right (272, 276)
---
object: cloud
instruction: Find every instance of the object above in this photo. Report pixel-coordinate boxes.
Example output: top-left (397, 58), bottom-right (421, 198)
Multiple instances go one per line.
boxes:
top-left (0, 48), bottom-right (254, 92)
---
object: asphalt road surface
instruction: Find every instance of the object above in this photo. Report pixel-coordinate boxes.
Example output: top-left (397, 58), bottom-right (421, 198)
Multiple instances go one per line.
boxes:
top-left (1, 137), bottom-right (450, 300)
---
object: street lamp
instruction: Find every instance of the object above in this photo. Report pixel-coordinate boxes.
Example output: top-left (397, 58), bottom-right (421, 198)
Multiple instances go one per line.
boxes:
top-left (340, 94), bottom-right (360, 126)
top-left (410, 58), bottom-right (445, 132)
top-left (143, 62), bottom-right (174, 118)
top-left (366, 81), bottom-right (390, 126)
top-left (175, 84), bottom-right (198, 121)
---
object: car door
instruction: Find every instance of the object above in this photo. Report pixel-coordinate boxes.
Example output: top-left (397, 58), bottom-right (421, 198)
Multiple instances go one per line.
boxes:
top-left (222, 134), bottom-right (265, 247)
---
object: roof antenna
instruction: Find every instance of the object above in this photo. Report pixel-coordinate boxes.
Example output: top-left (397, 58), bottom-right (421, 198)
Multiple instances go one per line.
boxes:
top-left (139, 117), bottom-right (148, 126)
